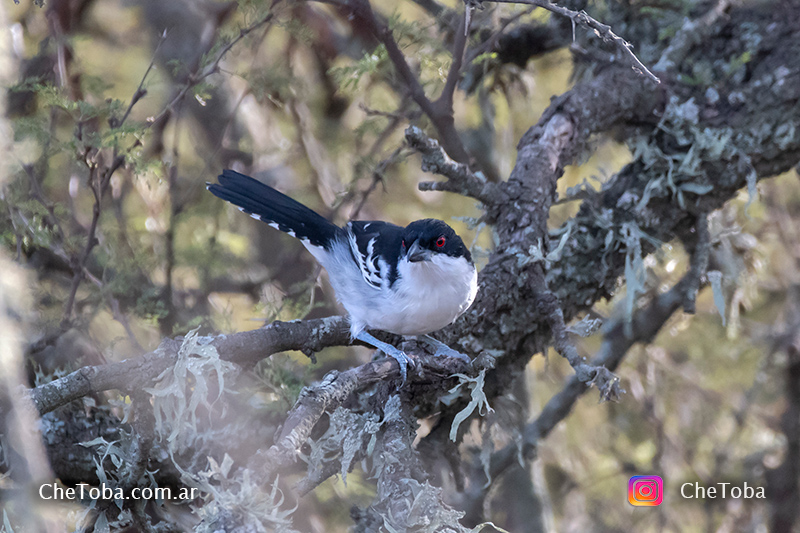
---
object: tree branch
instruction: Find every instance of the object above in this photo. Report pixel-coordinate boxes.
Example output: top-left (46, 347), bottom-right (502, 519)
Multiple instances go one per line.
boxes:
top-left (249, 353), bottom-right (470, 477)
top-left (523, 279), bottom-right (704, 446)
top-left (682, 213), bottom-right (711, 313)
top-left (29, 317), bottom-right (350, 415)
top-left (539, 291), bottom-right (622, 401)
top-left (466, 265), bottom-right (706, 516)
top-left (488, 0), bottom-right (660, 83)
top-left (405, 125), bottom-right (501, 204)
top-left (114, 29), bottom-right (168, 129)
top-left (145, 10), bottom-right (276, 129)
top-left (653, 0), bottom-right (733, 73)
top-left (315, 0), bottom-right (472, 163)
top-left (434, 9), bottom-right (469, 115)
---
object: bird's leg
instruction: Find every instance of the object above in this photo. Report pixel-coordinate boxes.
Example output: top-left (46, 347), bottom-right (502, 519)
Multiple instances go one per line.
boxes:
top-left (356, 331), bottom-right (415, 382)
top-left (418, 335), bottom-right (471, 363)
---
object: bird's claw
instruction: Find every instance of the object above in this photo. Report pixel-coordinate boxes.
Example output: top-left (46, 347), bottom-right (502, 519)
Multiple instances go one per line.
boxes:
top-left (432, 344), bottom-right (471, 363)
top-left (355, 330), bottom-right (416, 383)
top-left (418, 335), bottom-right (471, 363)
top-left (388, 349), bottom-right (415, 383)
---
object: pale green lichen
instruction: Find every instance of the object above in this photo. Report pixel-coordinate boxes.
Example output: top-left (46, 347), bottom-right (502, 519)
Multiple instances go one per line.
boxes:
top-left (448, 369), bottom-right (493, 442)
top-left (192, 462), bottom-right (299, 533)
top-left (707, 270), bottom-right (726, 326)
top-left (145, 328), bottom-right (237, 453)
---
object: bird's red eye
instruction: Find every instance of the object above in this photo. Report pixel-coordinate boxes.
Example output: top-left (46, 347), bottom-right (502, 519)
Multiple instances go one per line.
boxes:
top-left (401, 239), bottom-right (406, 249)
top-left (436, 236), bottom-right (446, 248)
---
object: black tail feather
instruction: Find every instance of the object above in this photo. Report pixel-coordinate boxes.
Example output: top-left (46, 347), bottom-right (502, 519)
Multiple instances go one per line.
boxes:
top-left (207, 169), bottom-right (341, 248)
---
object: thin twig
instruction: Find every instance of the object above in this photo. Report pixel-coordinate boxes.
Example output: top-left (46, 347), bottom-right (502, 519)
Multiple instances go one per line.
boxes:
top-left (19, 163), bottom-right (66, 244)
top-left (62, 163), bottom-right (100, 325)
top-left (116, 29), bottom-right (169, 129)
top-left (161, 100), bottom-right (184, 335)
top-left (312, 0), bottom-right (471, 163)
top-left (61, 155), bottom-right (125, 326)
top-left (328, 100), bottom-right (410, 220)
top-left (489, 0), bottom-right (660, 83)
top-left (435, 9), bottom-right (469, 114)
top-left (350, 145), bottom-right (405, 220)
top-left (146, 11), bottom-right (277, 129)
top-left (463, 7), bottom-right (534, 66)
top-left (536, 172), bottom-right (708, 399)
top-left (540, 290), bottom-right (623, 401)
top-left (682, 213), bottom-right (710, 313)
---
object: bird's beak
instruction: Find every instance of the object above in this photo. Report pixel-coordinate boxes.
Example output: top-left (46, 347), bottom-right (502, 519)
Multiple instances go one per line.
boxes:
top-left (406, 240), bottom-right (431, 263)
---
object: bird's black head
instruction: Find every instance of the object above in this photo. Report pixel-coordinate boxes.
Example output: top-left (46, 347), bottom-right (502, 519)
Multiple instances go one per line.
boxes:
top-left (401, 219), bottom-right (472, 263)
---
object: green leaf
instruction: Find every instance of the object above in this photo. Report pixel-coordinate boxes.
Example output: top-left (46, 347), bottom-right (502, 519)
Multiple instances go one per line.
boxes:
top-left (329, 45), bottom-right (388, 93)
top-left (471, 52), bottom-right (498, 66)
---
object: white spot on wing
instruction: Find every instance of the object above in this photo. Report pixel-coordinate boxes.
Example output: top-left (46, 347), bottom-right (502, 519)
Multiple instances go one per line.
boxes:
top-left (364, 237), bottom-right (381, 282)
top-left (347, 225), bottom-right (382, 289)
top-left (265, 220), bottom-right (296, 238)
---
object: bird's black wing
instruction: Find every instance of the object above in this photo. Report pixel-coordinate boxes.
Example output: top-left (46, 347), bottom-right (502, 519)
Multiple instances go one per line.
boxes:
top-left (346, 221), bottom-right (404, 289)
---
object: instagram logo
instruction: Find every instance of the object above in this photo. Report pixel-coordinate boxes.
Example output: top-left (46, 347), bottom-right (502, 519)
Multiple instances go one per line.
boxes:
top-left (628, 475), bottom-right (663, 506)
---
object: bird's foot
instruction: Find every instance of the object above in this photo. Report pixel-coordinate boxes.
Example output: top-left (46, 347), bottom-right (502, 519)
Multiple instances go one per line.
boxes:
top-left (356, 331), bottom-right (415, 382)
top-left (418, 335), bottom-right (471, 363)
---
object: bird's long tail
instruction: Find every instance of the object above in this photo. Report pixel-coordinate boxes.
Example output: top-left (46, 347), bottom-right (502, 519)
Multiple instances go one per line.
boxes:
top-left (207, 169), bottom-right (342, 249)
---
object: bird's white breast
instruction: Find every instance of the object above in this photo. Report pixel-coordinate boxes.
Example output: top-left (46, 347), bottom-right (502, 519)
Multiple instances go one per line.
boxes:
top-left (373, 254), bottom-right (478, 336)
top-left (308, 239), bottom-right (478, 338)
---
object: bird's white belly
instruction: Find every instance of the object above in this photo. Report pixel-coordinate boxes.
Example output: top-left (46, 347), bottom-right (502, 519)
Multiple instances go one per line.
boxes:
top-left (365, 254), bottom-right (478, 336)
top-left (372, 288), bottom-right (469, 335)
top-left (314, 240), bottom-right (478, 338)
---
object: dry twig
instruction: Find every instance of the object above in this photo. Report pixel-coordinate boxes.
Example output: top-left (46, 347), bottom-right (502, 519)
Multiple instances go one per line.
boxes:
top-left (489, 0), bottom-right (660, 83)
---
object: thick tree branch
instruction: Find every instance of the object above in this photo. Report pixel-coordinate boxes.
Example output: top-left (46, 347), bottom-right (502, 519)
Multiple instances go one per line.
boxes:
top-left (29, 317), bottom-right (351, 415)
top-left (428, 7), bottom-right (800, 465)
top-left (653, 0), bottom-right (733, 73)
top-left (249, 353), bottom-right (471, 477)
top-left (465, 264), bottom-right (706, 517)
top-left (27, 315), bottom-right (477, 421)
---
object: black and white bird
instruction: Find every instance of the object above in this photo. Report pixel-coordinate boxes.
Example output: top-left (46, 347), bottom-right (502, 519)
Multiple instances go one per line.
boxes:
top-left (207, 169), bottom-right (478, 380)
